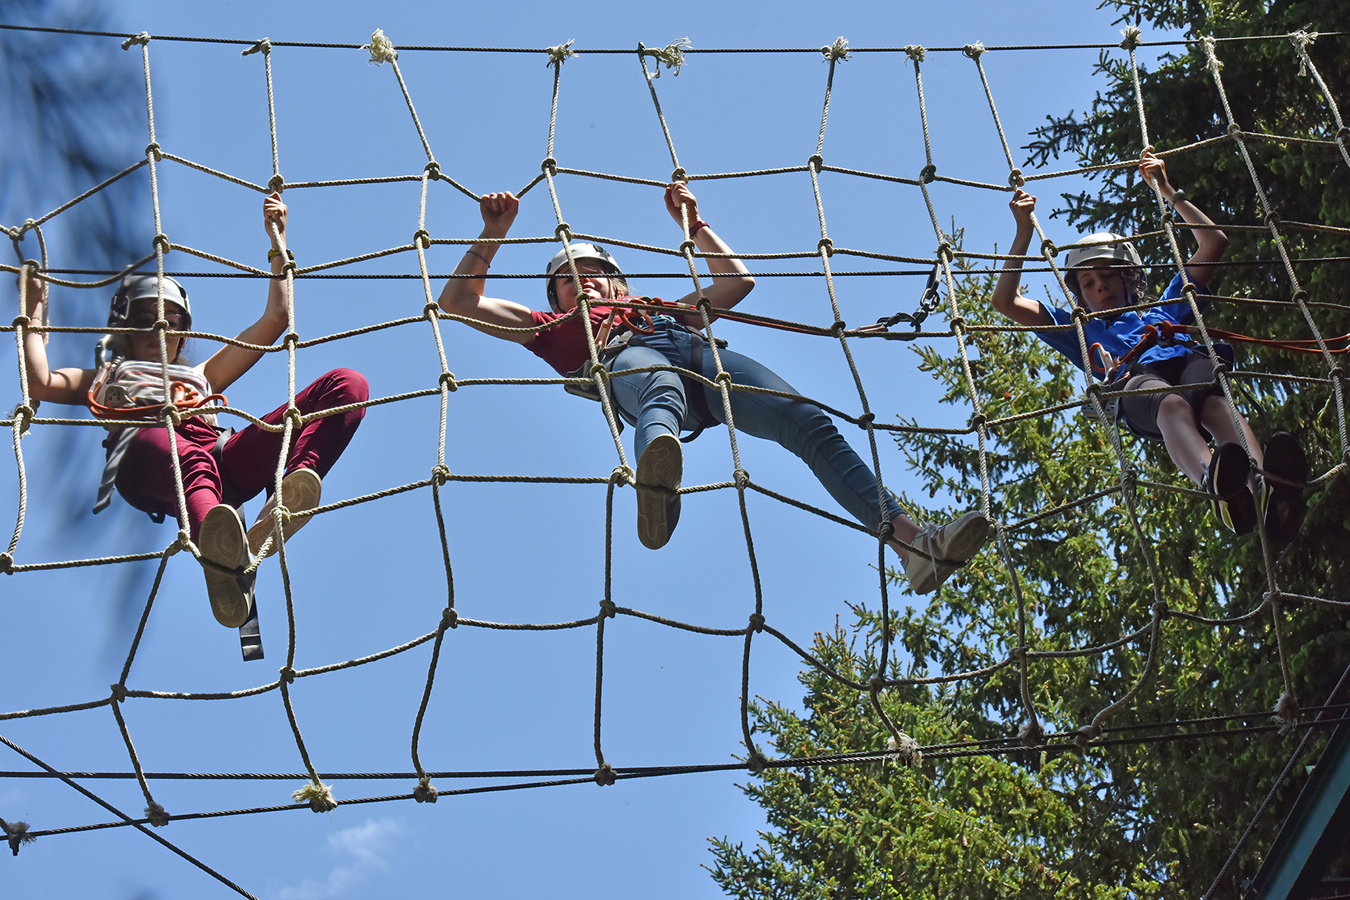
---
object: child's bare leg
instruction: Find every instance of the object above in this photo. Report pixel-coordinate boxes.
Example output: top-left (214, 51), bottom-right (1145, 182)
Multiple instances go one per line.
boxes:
top-left (1155, 394), bottom-right (1214, 486)
top-left (1198, 394), bottom-right (1264, 471)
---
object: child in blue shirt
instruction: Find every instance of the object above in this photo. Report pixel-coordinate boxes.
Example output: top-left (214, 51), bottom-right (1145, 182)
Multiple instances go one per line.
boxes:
top-left (989, 151), bottom-right (1306, 545)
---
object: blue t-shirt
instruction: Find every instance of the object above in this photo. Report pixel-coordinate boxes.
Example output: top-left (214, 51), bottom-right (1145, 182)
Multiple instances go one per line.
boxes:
top-left (1034, 271), bottom-right (1209, 377)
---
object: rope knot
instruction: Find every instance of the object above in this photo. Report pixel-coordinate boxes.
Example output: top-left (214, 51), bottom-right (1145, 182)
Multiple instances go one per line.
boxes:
top-left (599, 599), bottom-right (616, 620)
top-left (283, 407), bottom-right (305, 430)
top-left (292, 781), bottom-right (338, 813)
top-left (1009, 645), bottom-right (1026, 661)
top-left (431, 463), bottom-right (451, 486)
top-left (1018, 718), bottom-right (1045, 746)
top-left (904, 45), bottom-right (927, 63)
top-left (857, 412), bottom-right (875, 428)
top-left (1200, 36), bottom-right (1223, 74)
top-left (679, 238), bottom-right (697, 255)
top-left (413, 779), bottom-right (439, 803)
top-left (267, 174), bottom-right (285, 193)
top-left (1289, 30), bottom-right (1319, 76)
top-left (1039, 238), bottom-right (1057, 257)
top-left (0, 553), bottom-right (12, 576)
top-left (279, 666), bottom-right (297, 684)
top-left (1007, 168), bottom-right (1025, 188)
top-left (110, 683), bottom-right (128, 703)
top-left (553, 222), bottom-right (572, 241)
top-left (830, 320), bottom-right (847, 337)
top-left (1, 818), bottom-right (34, 856)
top-left (441, 606), bottom-right (459, 629)
top-left (733, 468), bottom-right (750, 489)
top-left (413, 229), bottom-right (431, 250)
top-left (962, 42), bottom-right (986, 61)
top-left (541, 157), bottom-right (559, 175)
top-left (1291, 288), bottom-right (1309, 305)
top-left (1119, 26), bottom-right (1143, 50)
top-left (1070, 305), bottom-right (1090, 323)
top-left (12, 403), bottom-right (36, 435)
top-left (878, 519), bottom-right (894, 540)
top-left (593, 763), bottom-right (616, 786)
top-left (120, 32), bottom-right (151, 50)
top-left (968, 412), bottom-right (987, 430)
top-left (646, 37), bottom-right (692, 77)
top-left (948, 315), bottom-right (966, 331)
top-left (745, 749), bottom-right (770, 774)
top-left (364, 29), bottom-right (398, 65)
top-left (1152, 600), bottom-right (1170, 619)
top-left (822, 36), bottom-right (851, 62)
top-left (145, 142), bottom-right (163, 162)
top-left (161, 405), bottom-right (182, 427)
top-left (545, 39), bottom-right (576, 67)
top-left (1337, 126), bottom-right (1350, 143)
top-left (747, 613), bottom-right (764, 633)
top-left (807, 154), bottom-right (824, 173)
top-left (1272, 691), bottom-right (1300, 733)
top-left (670, 167), bottom-right (687, 183)
top-left (439, 371), bottom-right (458, 392)
top-left (817, 237), bottom-right (834, 257)
top-left (919, 163), bottom-right (937, 184)
top-left (1074, 724), bottom-right (1101, 750)
top-left (423, 161), bottom-right (441, 180)
top-left (145, 801), bottom-right (170, 828)
top-left (242, 38), bottom-right (272, 57)
top-left (886, 732), bottom-right (921, 766)
top-left (152, 233), bottom-right (171, 252)
top-left (611, 465), bottom-right (634, 487)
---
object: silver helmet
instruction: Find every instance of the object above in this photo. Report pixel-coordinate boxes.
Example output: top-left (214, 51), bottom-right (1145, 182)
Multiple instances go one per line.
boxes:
top-left (1063, 233), bottom-right (1143, 298)
top-left (108, 273), bottom-right (192, 330)
top-left (545, 242), bottom-right (623, 311)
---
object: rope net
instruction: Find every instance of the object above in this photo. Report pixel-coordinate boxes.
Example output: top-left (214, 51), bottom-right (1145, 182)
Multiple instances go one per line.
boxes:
top-left (2, 25), bottom-right (1348, 896)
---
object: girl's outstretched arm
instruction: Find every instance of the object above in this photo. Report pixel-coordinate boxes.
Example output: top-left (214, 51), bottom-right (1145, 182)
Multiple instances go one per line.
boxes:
top-left (437, 191), bottom-right (538, 344)
top-left (1140, 150), bottom-right (1228, 288)
top-left (990, 189), bottom-right (1054, 327)
top-left (17, 272), bottom-right (95, 405)
top-left (202, 191), bottom-right (292, 391)
top-left (665, 182), bottom-right (755, 324)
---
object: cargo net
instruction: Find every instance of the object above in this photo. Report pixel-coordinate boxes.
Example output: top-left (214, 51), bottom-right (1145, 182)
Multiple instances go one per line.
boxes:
top-left (1, 25), bottom-right (1348, 898)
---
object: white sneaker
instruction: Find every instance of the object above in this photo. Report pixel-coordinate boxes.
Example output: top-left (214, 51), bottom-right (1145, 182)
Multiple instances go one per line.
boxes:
top-left (903, 511), bottom-right (991, 594)
top-left (199, 503), bottom-right (254, 628)
top-left (248, 468), bottom-right (322, 558)
top-left (635, 434), bottom-right (682, 550)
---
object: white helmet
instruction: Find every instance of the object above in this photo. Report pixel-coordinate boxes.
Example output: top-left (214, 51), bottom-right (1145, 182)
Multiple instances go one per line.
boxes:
top-left (545, 242), bottom-right (623, 311)
top-left (1063, 233), bottom-right (1143, 297)
top-left (108, 273), bottom-right (192, 330)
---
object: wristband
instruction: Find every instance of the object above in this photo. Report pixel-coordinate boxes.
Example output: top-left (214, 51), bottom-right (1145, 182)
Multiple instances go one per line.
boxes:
top-left (465, 248), bottom-right (492, 267)
top-left (268, 248), bottom-right (295, 262)
top-left (689, 219), bottom-right (709, 238)
top-left (1165, 190), bottom-right (1188, 215)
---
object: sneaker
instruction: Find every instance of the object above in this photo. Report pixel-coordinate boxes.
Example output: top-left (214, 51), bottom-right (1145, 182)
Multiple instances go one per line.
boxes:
top-left (1261, 432), bottom-right (1308, 547)
top-left (635, 434), bottom-right (682, 550)
top-left (199, 503), bottom-right (255, 628)
top-left (1205, 442), bottom-right (1255, 535)
top-left (248, 468), bottom-right (322, 558)
top-left (903, 511), bottom-right (991, 594)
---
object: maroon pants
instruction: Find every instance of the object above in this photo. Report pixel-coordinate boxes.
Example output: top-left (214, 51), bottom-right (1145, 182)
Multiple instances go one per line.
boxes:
top-left (112, 368), bottom-right (368, 542)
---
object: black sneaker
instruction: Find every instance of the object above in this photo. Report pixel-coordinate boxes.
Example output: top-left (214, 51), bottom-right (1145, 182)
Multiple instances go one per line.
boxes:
top-left (1261, 432), bottom-right (1308, 547)
top-left (635, 434), bottom-right (682, 550)
top-left (1205, 442), bottom-right (1255, 535)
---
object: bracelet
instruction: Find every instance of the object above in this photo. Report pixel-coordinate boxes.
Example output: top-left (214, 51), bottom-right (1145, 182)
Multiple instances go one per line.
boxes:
top-left (268, 248), bottom-right (294, 262)
top-left (1165, 190), bottom-right (1188, 215)
top-left (689, 219), bottom-right (710, 238)
top-left (465, 248), bottom-right (492, 267)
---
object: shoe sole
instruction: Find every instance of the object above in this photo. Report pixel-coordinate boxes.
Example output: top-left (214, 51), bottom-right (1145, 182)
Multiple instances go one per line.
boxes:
top-left (248, 469), bottom-right (322, 558)
top-left (636, 435), bottom-right (682, 550)
top-left (201, 505), bottom-right (251, 628)
top-left (1211, 443), bottom-right (1256, 535)
top-left (1262, 432), bottom-right (1308, 547)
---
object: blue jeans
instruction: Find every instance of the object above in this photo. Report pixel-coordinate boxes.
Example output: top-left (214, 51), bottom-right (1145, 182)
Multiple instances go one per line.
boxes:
top-left (608, 319), bottom-right (902, 533)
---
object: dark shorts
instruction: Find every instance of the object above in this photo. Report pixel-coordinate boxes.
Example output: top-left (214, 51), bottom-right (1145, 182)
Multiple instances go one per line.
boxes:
top-left (1119, 353), bottom-right (1224, 441)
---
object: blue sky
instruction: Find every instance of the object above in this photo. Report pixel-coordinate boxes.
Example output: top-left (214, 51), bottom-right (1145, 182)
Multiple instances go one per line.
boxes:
top-left (0, 1), bottom-right (1180, 897)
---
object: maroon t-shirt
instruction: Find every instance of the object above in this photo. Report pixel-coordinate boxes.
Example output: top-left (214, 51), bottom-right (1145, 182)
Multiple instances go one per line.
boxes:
top-left (526, 305), bottom-right (616, 375)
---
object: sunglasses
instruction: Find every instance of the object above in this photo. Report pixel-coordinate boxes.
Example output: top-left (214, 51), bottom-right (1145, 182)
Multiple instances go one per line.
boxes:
top-left (125, 310), bottom-right (189, 331)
